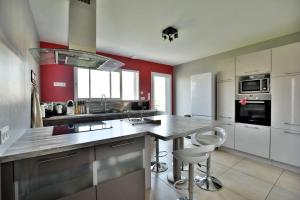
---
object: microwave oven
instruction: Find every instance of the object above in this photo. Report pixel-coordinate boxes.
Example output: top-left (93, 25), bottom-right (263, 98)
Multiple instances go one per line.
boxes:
top-left (239, 74), bottom-right (270, 94)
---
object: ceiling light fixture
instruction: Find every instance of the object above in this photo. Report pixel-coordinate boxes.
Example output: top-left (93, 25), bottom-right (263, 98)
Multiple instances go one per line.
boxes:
top-left (162, 26), bottom-right (178, 42)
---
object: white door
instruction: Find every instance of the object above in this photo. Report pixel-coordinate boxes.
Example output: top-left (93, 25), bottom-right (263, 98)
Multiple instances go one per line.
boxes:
top-left (151, 73), bottom-right (172, 114)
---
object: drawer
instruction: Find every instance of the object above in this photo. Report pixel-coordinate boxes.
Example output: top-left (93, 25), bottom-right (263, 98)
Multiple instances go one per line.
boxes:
top-left (95, 137), bottom-right (144, 184)
top-left (97, 169), bottom-right (145, 200)
top-left (271, 128), bottom-right (300, 167)
top-left (14, 148), bottom-right (94, 200)
top-left (235, 123), bottom-right (270, 158)
top-left (15, 147), bottom-right (94, 180)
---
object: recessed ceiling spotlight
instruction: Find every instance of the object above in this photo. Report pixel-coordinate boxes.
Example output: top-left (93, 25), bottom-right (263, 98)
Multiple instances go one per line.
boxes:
top-left (162, 26), bottom-right (178, 42)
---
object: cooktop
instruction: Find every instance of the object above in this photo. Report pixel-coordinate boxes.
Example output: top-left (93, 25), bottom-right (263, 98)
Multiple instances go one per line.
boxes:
top-left (52, 122), bottom-right (112, 136)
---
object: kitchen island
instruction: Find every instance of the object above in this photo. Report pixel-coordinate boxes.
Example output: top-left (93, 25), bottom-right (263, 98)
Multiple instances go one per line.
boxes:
top-left (0, 115), bottom-right (216, 200)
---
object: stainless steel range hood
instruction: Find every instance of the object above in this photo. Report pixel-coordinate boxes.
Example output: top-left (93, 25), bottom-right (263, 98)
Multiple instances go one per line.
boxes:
top-left (30, 0), bottom-right (124, 71)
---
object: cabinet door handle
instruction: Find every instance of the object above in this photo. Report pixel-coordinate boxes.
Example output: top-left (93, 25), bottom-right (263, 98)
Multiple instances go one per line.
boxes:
top-left (244, 125), bottom-right (259, 129)
top-left (285, 72), bottom-right (300, 76)
top-left (219, 78), bottom-right (233, 82)
top-left (284, 122), bottom-right (300, 126)
top-left (245, 70), bottom-right (259, 74)
top-left (219, 116), bottom-right (232, 119)
top-left (284, 131), bottom-right (300, 135)
top-left (110, 141), bottom-right (136, 148)
top-left (39, 152), bottom-right (79, 164)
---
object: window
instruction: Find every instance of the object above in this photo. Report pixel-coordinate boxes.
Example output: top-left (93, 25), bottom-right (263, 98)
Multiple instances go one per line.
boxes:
top-left (75, 69), bottom-right (139, 100)
top-left (122, 70), bottom-right (139, 100)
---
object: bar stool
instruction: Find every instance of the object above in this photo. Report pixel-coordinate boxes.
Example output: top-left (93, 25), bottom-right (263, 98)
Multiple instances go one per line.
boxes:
top-left (191, 127), bottom-right (227, 191)
top-left (173, 145), bottom-right (215, 200)
top-left (151, 138), bottom-right (168, 173)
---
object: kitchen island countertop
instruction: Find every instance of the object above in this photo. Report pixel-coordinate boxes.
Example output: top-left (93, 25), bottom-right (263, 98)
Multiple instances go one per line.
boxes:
top-left (0, 115), bottom-right (216, 163)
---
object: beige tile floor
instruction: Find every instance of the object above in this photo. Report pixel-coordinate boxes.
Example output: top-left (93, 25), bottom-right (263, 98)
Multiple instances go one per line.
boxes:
top-left (146, 139), bottom-right (300, 200)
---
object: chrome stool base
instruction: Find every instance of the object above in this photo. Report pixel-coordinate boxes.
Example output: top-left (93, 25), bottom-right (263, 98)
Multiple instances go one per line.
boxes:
top-left (151, 162), bottom-right (168, 173)
top-left (167, 172), bottom-right (187, 184)
top-left (177, 197), bottom-right (196, 200)
top-left (195, 176), bottom-right (223, 191)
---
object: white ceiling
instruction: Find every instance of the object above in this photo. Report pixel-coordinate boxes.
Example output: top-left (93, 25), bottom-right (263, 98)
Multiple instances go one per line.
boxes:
top-left (29, 0), bottom-right (300, 65)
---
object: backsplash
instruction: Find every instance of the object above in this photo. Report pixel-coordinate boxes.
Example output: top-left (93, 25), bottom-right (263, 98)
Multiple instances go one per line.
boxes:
top-left (42, 100), bottom-right (151, 115)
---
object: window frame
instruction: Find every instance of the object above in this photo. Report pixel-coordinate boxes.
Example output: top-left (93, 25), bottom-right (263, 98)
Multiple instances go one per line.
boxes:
top-left (121, 69), bottom-right (140, 101)
top-left (74, 68), bottom-right (140, 101)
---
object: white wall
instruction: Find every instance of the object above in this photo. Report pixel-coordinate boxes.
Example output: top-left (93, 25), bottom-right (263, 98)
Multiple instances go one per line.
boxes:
top-left (0, 0), bottom-right (39, 154)
top-left (174, 32), bottom-right (300, 116)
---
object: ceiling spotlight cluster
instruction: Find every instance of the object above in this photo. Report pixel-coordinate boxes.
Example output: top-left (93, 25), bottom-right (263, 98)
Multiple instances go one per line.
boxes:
top-left (162, 26), bottom-right (178, 42)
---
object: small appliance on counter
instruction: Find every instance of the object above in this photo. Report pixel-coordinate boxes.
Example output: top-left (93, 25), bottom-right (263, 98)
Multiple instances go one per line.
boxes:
top-left (54, 103), bottom-right (67, 115)
top-left (131, 101), bottom-right (150, 110)
top-left (66, 100), bottom-right (75, 115)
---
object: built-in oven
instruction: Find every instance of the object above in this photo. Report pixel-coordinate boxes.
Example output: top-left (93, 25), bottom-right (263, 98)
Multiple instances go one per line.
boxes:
top-left (235, 94), bottom-right (271, 126)
top-left (239, 74), bottom-right (270, 94)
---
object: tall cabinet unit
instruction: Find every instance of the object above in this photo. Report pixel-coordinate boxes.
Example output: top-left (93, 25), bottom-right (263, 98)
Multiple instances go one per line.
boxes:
top-left (271, 42), bottom-right (300, 167)
top-left (216, 58), bottom-right (235, 149)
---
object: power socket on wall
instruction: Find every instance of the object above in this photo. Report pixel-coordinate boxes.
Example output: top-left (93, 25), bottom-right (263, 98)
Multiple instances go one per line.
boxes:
top-left (0, 125), bottom-right (10, 144)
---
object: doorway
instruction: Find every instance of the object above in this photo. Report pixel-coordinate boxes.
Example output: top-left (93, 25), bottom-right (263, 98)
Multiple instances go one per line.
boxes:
top-left (151, 72), bottom-right (172, 114)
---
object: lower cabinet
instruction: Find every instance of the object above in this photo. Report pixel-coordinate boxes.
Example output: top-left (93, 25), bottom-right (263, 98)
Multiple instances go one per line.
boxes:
top-left (57, 187), bottom-right (96, 200)
top-left (235, 123), bottom-right (270, 158)
top-left (270, 128), bottom-right (300, 167)
top-left (13, 147), bottom-right (94, 200)
top-left (216, 121), bottom-right (235, 149)
top-left (97, 169), bottom-right (145, 200)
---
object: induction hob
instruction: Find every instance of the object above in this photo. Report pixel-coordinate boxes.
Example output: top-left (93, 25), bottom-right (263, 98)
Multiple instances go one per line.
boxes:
top-left (52, 122), bottom-right (112, 136)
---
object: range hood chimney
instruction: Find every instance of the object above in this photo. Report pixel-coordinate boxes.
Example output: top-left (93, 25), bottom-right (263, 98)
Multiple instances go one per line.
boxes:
top-left (30, 0), bottom-right (124, 71)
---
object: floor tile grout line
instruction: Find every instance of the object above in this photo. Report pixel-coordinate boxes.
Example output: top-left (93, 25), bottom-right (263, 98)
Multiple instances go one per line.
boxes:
top-left (226, 157), bottom-right (285, 186)
top-left (264, 169), bottom-right (284, 200)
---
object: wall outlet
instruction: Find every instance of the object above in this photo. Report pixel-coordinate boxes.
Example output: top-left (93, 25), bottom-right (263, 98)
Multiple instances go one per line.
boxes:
top-left (0, 125), bottom-right (10, 144)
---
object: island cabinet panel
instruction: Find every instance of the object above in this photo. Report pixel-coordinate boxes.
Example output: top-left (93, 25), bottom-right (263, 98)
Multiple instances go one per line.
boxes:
top-left (97, 169), bottom-right (145, 200)
top-left (95, 137), bottom-right (145, 200)
top-left (13, 147), bottom-right (94, 200)
top-left (236, 49), bottom-right (271, 76)
top-left (95, 137), bottom-right (145, 184)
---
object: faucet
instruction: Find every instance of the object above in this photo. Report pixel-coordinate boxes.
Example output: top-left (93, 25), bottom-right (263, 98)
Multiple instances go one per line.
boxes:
top-left (100, 94), bottom-right (107, 113)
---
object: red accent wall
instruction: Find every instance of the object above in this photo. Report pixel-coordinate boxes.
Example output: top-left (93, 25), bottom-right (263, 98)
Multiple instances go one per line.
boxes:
top-left (39, 41), bottom-right (174, 112)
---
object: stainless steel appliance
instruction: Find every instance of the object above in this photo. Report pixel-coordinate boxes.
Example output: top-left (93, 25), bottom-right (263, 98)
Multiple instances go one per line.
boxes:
top-left (53, 122), bottom-right (112, 135)
top-left (239, 74), bottom-right (270, 94)
top-left (235, 94), bottom-right (271, 126)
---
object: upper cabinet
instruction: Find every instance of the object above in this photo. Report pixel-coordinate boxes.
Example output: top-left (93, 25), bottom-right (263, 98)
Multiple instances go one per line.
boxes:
top-left (271, 75), bottom-right (300, 132)
top-left (272, 42), bottom-right (300, 77)
top-left (217, 81), bottom-right (235, 122)
top-left (236, 49), bottom-right (271, 76)
top-left (216, 57), bottom-right (235, 82)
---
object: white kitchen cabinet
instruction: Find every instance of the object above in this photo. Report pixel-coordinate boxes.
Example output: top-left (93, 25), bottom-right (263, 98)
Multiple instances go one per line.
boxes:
top-left (217, 81), bottom-right (235, 123)
top-left (216, 121), bottom-right (235, 149)
top-left (272, 42), bottom-right (300, 77)
top-left (235, 123), bottom-right (270, 158)
top-left (271, 128), bottom-right (300, 167)
top-left (271, 75), bottom-right (300, 132)
top-left (236, 49), bottom-right (271, 76)
top-left (216, 57), bottom-right (235, 83)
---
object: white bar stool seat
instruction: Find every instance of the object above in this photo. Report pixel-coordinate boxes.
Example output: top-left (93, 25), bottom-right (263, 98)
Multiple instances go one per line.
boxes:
top-left (173, 145), bottom-right (215, 200)
top-left (191, 127), bottom-right (227, 191)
